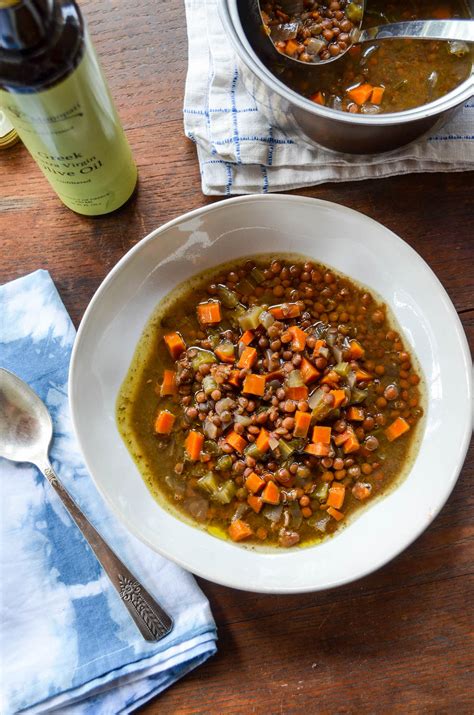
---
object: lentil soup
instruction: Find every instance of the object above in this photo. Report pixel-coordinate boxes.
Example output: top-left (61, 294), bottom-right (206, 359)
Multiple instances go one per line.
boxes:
top-left (258, 0), bottom-right (472, 114)
top-left (117, 255), bottom-right (424, 549)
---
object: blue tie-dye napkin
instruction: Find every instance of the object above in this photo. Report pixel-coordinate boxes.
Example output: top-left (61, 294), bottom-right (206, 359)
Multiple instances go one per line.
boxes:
top-left (0, 270), bottom-right (217, 715)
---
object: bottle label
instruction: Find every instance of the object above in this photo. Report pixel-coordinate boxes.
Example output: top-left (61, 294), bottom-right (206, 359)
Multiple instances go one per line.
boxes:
top-left (0, 34), bottom-right (137, 215)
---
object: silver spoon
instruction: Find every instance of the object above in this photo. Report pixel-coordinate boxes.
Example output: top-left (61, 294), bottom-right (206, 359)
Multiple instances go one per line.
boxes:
top-left (0, 367), bottom-right (173, 642)
top-left (251, 0), bottom-right (474, 66)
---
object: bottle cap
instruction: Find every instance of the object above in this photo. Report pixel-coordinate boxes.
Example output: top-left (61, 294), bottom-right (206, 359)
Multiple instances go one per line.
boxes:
top-left (0, 109), bottom-right (20, 149)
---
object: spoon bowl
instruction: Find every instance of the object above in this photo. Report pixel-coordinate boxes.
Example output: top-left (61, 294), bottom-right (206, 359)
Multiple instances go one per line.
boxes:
top-left (0, 369), bottom-right (52, 464)
top-left (253, 0), bottom-right (366, 65)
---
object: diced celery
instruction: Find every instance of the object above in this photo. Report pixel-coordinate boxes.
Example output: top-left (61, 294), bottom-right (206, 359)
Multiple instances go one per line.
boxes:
top-left (216, 340), bottom-right (235, 358)
top-left (204, 439), bottom-right (219, 455)
top-left (350, 387), bottom-right (368, 404)
top-left (202, 375), bottom-right (218, 395)
top-left (287, 369), bottom-right (304, 388)
top-left (216, 455), bottom-right (233, 471)
top-left (311, 403), bottom-right (332, 422)
top-left (278, 439), bottom-right (295, 459)
top-left (207, 332), bottom-right (220, 349)
top-left (238, 305), bottom-right (264, 331)
top-left (244, 442), bottom-right (262, 460)
top-left (197, 472), bottom-right (219, 495)
top-left (191, 349), bottom-right (217, 371)
top-left (235, 414), bottom-right (252, 426)
top-left (346, 1), bottom-right (363, 22)
top-left (334, 362), bottom-right (350, 377)
top-left (288, 438), bottom-right (305, 453)
top-left (309, 388), bottom-right (332, 422)
top-left (217, 284), bottom-right (239, 307)
top-left (236, 277), bottom-right (255, 295)
top-left (212, 479), bottom-right (237, 504)
top-left (228, 303), bottom-right (246, 328)
top-left (259, 310), bottom-right (275, 329)
top-left (250, 267), bottom-right (266, 284)
top-left (313, 482), bottom-right (329, 502)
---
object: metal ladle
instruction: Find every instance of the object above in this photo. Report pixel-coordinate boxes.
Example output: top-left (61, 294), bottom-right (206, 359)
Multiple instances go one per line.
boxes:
top-left (251, 0), bottom-right (474, 66)
top-left (0, 367), bottom-right (173, 642)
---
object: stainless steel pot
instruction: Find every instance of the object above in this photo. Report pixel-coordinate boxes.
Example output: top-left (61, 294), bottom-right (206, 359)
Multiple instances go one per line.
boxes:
top-left (219, 0), bottom-right (474, 154)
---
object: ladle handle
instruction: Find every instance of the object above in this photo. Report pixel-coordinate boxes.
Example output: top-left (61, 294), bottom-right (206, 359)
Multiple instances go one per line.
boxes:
top-left (39, 459), bottom-right (173, 642)
top-left (360, 19), bottom-right (474, 43)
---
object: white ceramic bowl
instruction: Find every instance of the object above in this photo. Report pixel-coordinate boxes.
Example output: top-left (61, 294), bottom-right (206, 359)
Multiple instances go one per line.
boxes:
top-left (69, 195), bottom-right (472, 594)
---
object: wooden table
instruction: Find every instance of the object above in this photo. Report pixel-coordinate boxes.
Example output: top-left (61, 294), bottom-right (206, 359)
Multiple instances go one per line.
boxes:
top-left (1, 1), bottom-right (473, 712)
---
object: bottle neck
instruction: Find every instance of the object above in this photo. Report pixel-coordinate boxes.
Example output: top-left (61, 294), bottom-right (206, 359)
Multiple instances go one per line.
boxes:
top-left (0, 0), bottom-right (54, 51)
top-left (0, 0), bottom-right (84, 92)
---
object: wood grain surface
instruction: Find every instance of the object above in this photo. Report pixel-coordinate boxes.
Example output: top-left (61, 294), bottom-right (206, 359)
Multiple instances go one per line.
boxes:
top-left (1, 1), bottom-right (473, 713)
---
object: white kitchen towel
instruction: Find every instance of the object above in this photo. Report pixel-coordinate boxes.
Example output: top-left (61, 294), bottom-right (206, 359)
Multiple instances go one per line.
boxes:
top-left (183, 0), bottom-right (474, 195)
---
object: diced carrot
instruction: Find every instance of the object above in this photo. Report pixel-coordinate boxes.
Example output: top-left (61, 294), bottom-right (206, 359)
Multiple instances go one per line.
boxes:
top-left (237, 346), bottom-right (257, 369)
top-left (346, 406), bottom-right (364, 421)
top-left (164, 332), bottom-right (186, 360)
top-left (197, 300), bottom-right (221, 325)
top-left (310, 91), bottom-right (325, 106)
top-left (154, 410), bottom-right (175, 434)
top-left (300, 357), bottom-right (320, 384)
top-left (185, 430), bottom-right (204, 460)
top-left (286, 385), bottom-right (308, 401)
top-left (269, 303), bottom-right (301, 320)
top-left (347, 83), bottom-right (374, 106)
top-left (215, 343), bottom-right (235, 363)
top-left (256, 427), bottom-right (270, 453)
top-left (313, 339), bottom-right (326, 357)
top-left (347, 340), bottom-right (365, 360)
top-left (247, 495), bottom-right (263, 514)
top-left (240, 330), bottom-right (255, 346)
top-left (160, 369), bottom-right (177, 396)
top-left (321, 370), bottom-right (340, 386)
top-left (327, 483), bottom-right (345, 509)
top-left (312, 425), bottom-right (331, 444)
top-left (333, 431), bottom-right (350, 446)
top-left (242, 374), bottom-right (266, 397)
top-left (245, 471), bottom-right (265, 494)
top-left (327, 506), bottom-right (344, 521)
top-left (330, 389), bottom-right (346, 408)
top-left (228, 369), bottom-right (241, 387)
top-left (343, 432), bottom-right (360, 454)
top-left (371, 86), bottom-right (385, 105)
top-left (226, 430), bottom-right (247, 453)
top-left (285, 38), bottom-right (299, 56)
top-left (288, 325), bottom-right (307, 352)
top-left (262, 480), bottom-right (280, 505)
top-left (293, 411), bottom-right (312, 438)
top-left (305, 442), bottom-right (330, 457)
top-left (355, 368), bottom-right (373, 382)
top-left (384, 417), bottom-right (410, 442)
top-left (228, 519), bottom-right (253, 542)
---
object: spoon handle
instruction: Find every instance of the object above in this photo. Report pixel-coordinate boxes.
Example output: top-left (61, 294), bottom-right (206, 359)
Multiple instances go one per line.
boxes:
top-left (40, 459), bottom-right (173, 642)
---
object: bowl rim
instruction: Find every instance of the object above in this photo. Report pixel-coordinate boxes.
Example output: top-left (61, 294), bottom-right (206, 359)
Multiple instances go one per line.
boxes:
top-left (219, 0), bottom-right (474, 128)
top-left (69, 194), bottom-right (473, 593)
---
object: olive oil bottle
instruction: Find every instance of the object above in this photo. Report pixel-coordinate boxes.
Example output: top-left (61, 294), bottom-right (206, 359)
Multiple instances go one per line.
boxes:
top-left (0, 0), bottom-right (137, 216)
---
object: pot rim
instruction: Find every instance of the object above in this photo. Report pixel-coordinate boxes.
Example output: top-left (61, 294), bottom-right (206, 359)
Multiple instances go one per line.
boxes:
top-left (220, 0), bottom-right (474, 127)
